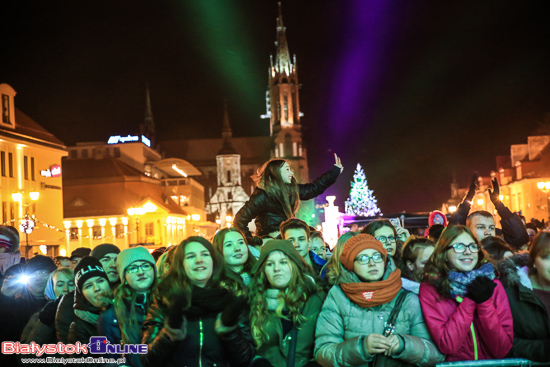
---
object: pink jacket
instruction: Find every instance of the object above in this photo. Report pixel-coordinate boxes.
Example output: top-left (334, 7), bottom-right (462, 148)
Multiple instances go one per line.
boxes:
top-left (419, 280), bottom-right (513, 361)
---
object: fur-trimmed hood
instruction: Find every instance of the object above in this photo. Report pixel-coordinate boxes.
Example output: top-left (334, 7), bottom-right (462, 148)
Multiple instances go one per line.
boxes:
top-left (497, 253), bottom-right (532, 290)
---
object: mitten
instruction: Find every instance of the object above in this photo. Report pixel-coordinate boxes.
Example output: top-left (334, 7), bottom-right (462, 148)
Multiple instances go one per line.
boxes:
top-left (167, 292), bottom-right (187, 329)
top-left (221, 295), bottom-right (247, 327)
top-left (466, 277), bottom-right (497, 304)
top-left (464, 172), bottom-right (479, 202)
top-left (39, 297), bottom-right (62, 326)
top-left (488, 178), bottom-right (500, 204)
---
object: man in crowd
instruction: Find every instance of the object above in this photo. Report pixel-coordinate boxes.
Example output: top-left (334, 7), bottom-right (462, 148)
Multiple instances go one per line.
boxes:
top-left (69, 247), bottom-right (91, 269)
top-left (280, 218), bottom-right (326, 276)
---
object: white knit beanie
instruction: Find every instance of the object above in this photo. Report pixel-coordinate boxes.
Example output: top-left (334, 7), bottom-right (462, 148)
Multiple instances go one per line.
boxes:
top-left (116, 246), bottom-right (157, 283)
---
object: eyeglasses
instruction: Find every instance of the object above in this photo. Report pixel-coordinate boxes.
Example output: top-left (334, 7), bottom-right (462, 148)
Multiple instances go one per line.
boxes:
top-left (126, 263), bottom-right (153, 274)
top-left (355, 253), bottom-right (385, 265)
top-left (375, 236), bottom-right (397, 243)
top-left (446, 243), bottom-right (480, 253)
top-left (33, 270), bottom-right (52, 278)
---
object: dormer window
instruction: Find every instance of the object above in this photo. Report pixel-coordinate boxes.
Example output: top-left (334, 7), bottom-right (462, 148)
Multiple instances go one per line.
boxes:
top-left (0, 83), bottom-right (16, 129)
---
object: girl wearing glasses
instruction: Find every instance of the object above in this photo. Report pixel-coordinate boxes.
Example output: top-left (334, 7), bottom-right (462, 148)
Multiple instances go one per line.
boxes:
top-left (419, 225), bottom-right (513, 361)
top-left (98, 246), bottom-right (158, 367)
top-left (315, 234), bottom-right (443, 367)
top-left (362, 219), bottom-right (409, 270)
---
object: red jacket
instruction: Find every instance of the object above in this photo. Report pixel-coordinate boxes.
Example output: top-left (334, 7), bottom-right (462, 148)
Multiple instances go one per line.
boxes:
top-left (419, 280), bottom-right (513, 361)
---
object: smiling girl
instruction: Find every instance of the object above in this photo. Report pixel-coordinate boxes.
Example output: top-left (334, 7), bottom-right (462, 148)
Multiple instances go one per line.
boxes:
top-left (234, 155), bottom-right (342, 246)
top-left (141, 236), bottom-right (254, 367)
top-left (419, 225), bottom-right (513, 361)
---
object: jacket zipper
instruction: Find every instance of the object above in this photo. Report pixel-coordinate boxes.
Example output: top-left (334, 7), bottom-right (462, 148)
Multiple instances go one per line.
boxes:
top-left (470, 323), bottom-right (478, 360)
top-left (199, 318), bottom-right (203, 367)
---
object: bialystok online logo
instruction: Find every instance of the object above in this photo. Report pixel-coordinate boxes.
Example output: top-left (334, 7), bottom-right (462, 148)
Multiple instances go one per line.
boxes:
top-left (2, 336), bottom-right (147, 356)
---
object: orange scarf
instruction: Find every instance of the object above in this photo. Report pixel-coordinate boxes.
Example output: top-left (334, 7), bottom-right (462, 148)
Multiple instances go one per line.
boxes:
top-left (340, 269), bottom-right (402, 308)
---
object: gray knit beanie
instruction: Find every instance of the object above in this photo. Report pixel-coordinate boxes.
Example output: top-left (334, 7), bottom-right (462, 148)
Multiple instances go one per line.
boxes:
top-left (116, 246), bottom-right (157, 283)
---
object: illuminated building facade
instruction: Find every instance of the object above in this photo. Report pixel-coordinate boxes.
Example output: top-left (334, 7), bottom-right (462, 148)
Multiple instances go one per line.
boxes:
top-left (0, 83), bottom-right (67, 258)
top-left (63, 89), bottom-right (213, 253)
top-left (442, 135), bottom-right (550, 223)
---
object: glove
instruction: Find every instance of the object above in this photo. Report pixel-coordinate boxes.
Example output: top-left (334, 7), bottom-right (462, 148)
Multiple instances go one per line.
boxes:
top-left (488, 178), bottom-right (500, 204)
top-left (466, 277), bottom-right (497, 304)
top-left (39, 296), bottom-right (62, 326)
top-left (464, 172), bottom-right (479, 202)
top-left (221, 295), bottom-right (247, 327)
top-left (167, 292), bottom-right (187, 329)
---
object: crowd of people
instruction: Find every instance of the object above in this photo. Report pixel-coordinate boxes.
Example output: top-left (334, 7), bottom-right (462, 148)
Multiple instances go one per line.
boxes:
top-left (0, 159), bottom-right (549, 367)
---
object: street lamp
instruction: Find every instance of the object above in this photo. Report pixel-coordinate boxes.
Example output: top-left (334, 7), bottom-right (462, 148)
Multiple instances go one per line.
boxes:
top-left (12, 190), bottom-right (40, 249)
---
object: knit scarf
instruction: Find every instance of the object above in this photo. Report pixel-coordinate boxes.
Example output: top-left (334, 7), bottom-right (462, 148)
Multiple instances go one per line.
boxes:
top-left (448, 262), bottom-right (496, 298)
top-left (185, 286), bottom-right (232, 318)
top-left (340, 269), bottom-right (402, 308)
top-left (266, 289), bottom-right (284, 311)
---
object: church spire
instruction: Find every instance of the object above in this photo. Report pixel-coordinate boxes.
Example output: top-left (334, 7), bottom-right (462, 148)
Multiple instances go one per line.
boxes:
top-left (218, 100), bottom-right (237, 155)
top-left (141, 83), bottom-right (156, 147)
top-left (274, 2), bottom-right (292, 76)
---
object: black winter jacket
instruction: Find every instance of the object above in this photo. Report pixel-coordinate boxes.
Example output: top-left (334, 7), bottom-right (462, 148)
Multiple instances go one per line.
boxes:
top-left (141, 295), bottom-right (255, 367)
top-left (56, 291), bottom-right (76, 343)
top-left (234, 165), bottom-right (340, 244)
top-left (498, 254), bottom-right (550, 362)
top-left (449, 200), bottom-right (528, 249)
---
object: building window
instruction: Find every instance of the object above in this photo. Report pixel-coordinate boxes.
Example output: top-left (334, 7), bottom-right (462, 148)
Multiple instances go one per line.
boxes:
top-left (1, 151), bottom-right (5, 176)
top-left (145, 222), bottom-right (154, 237)
top-left (31, 157), bottom-right (35, 181)
top-left (10, 202), bottom-right (15, 221)
top-left (2, 202), bottom-right (6, 223)
top-left (70, 150), bottom-right (78, 158)
top-left (8, 153), bottom-right (13, 177)
top-left (103, 148), bottom-right (109, 157)
top-left (227, 192), bottom-right (232, 200)
top-left (115, 224), bottom-right (124, 237)
top-left (93, 226), bottom-right (102, 238)
top-left (81, 149), bottom-right (88, 158)
top-left (114, 147), bottom-right (121, 158)
top-left (2, 94), bottom-right (10, 124)
top-left (24, 156), bottom-right (28, 180)
top-left (227, 170), bottom-right (231, 183)
top-left (70, 227), bottom-right (79, 240)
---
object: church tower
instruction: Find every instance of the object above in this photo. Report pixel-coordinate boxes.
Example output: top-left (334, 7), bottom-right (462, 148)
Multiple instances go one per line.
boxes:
top-left (206, 102), bottom-right (249, 227)
top-left (140, 83), bottom-right (156, 148)
top-left (261, 3), bottom-right (309, 184)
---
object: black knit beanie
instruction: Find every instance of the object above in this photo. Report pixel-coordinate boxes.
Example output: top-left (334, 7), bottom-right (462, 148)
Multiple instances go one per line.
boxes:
top-left (74, 256), bottom-right (109, 292)
top-left (90, 243), bottom-right (120, 260)
top-left (26, 255), bottom-right (57, 274)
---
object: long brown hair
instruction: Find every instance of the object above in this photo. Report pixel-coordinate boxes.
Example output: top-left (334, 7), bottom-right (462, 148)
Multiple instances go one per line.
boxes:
top-left (423, 225), bottom-right (489, 298)
top-left (249, 251), bottom-right (318, 348)
top-left (213, 227), bottom-right (257, 296)
top-left (253, 159), bottom-right (300, 219)
top-left (155, 236), bottom-right (224, 308)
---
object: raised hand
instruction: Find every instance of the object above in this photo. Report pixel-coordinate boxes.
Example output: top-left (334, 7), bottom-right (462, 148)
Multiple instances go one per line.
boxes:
top-left (488, 177), bottom-right (500, 204)
top-left (465, 172), bottom-right (479, 202)
top-left (334, 153), bottom-right (343, 173)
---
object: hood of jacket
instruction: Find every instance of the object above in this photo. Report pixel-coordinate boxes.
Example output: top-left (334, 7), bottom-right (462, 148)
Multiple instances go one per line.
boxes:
top-left (497, 253), bottom-right (532, 290)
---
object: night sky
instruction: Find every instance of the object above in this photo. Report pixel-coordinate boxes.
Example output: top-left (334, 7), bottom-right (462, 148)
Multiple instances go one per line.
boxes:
top-left (1, 1), bottom-right (550, 214)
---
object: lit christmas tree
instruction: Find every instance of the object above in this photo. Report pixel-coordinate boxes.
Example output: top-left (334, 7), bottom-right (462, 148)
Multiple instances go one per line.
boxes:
top-left (345, 163), bottom-right (382, 217)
